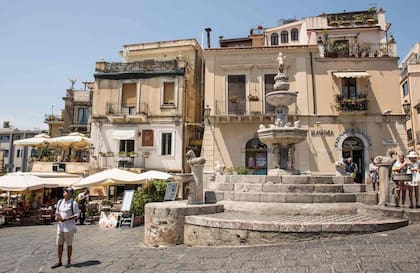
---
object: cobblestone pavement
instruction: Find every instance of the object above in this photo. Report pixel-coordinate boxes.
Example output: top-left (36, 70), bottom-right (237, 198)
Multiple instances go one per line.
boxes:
top-left (1, 223), bottom-right (420, 273)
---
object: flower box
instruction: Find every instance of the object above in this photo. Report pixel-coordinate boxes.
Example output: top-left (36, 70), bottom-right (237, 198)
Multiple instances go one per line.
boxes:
top-left (248, 95), bottom-right (259, 101)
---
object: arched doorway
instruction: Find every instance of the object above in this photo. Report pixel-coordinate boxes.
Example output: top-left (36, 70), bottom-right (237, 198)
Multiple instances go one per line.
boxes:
top-left (245, 138), bottom-right (267, 175)
top-left (342, 136), bottom-right (364, 183)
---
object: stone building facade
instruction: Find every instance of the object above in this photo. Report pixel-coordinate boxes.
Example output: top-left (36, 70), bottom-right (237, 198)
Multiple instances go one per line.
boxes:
top-left (90, 39), bottom-right (203, 172)
top-left (201, 8), bottom-right (407, 184)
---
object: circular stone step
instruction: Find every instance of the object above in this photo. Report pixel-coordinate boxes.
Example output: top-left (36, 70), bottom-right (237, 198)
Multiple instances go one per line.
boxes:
top-left (184, 211), bottom-right (408, 246)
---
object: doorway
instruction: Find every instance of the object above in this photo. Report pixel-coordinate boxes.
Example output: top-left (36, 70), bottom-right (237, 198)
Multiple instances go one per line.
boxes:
top-left (245, 138), bottom-right (267, 175)
top-left (342, 136), bottom-right (364, 183)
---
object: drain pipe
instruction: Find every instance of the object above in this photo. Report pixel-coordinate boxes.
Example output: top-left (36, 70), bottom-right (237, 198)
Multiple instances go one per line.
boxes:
top-left (309, 52), bottom-right (317, 114)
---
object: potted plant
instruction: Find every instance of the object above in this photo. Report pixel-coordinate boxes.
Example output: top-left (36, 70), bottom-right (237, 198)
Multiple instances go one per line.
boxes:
top-left (328, 15), bottom-right (339, 26)
top-left (119, 151), bottom-right (127, 157)
top-left (248, 95), bottom-right (259, 101)
top-left (106, 151), bottom-right (114, 157)
top-left (229, 95), bottom-right (240, 103)
top-left (128, 151), bottom-right (138, 157)
top-left (353, 14), bottom-right (364, 25)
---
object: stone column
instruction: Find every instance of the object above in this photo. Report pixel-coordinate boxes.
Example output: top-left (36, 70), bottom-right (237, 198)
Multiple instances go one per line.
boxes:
top-left (375, 156), bottom-right (393, 206)
top-left (188, 165), bottom-right (205, 204)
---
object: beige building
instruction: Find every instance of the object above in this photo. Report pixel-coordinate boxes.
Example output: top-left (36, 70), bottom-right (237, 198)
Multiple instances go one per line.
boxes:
top-left (91, 39), bottom-right (203, 172)
top-left (202, 8), bottom-right (407, 183)
top-left (400, 42), bottom-right (420, 152)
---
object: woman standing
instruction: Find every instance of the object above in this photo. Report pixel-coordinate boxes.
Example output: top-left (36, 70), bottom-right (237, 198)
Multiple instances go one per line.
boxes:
top-left (368, 158), bottom-right (379, 191)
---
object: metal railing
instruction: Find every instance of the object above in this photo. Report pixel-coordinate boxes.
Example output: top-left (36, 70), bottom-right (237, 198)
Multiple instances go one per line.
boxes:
top-left (106, 102), bottom-right (150, 116)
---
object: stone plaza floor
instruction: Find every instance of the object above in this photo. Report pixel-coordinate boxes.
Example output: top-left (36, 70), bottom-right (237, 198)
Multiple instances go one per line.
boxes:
top-left (1, 223), bottom-right (420, 273)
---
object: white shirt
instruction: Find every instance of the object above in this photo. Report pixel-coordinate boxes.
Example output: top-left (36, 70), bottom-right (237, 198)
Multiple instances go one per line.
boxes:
top-left (56, 198), bottom-right (79, 233)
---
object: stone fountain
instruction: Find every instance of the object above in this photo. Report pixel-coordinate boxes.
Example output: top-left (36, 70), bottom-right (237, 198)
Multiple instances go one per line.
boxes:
top-left (258, 52), bottom-right (308, 175)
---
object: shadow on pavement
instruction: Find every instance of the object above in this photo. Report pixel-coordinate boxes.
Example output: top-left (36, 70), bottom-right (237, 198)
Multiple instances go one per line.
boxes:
top-left (70, 260), bottom-right (101, 268)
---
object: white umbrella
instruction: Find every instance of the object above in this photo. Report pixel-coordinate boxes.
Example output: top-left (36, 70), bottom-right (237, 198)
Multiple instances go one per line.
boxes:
top-left (13, 133), bottom-right (50, 147)
top-left (72, 168), bottom-right (144, 188)
top-left (0, 172), bottom-right (59, 191)
top-left (49, 132), bottom-right (91, 149)
top-left (137, 170), bottom-right (173, 181)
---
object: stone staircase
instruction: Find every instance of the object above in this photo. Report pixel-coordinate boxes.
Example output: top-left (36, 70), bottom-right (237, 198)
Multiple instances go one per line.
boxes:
top-left (183, 175), bottom-right (408, 246)
top-left (206, 174), bottom-right (377, 205)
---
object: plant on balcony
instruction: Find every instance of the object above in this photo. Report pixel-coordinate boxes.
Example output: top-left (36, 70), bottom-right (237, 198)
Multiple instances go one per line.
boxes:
top-left (335, 94), bottom-right (368, 112)
top-left (106, 152), bottom-right (114, 157)
top-left (328, 15), bottom-right (339, 26)
top-left (119, 151), bottom-right (128, 157)
top-left (353, 14), bottom-right (364, 25)
top-left (229, 95), bottom-right (240, 103)
top-left (128, 152), bottom-right (138, 157)
top-left (247, 95), bottom-right (259, 101)
top-left (106, 102), bottom-right (114, 114)
top-left (339, 16), bottom-right (350, 26)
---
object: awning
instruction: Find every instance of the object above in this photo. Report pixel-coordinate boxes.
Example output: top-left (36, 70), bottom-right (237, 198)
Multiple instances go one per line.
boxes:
top-left (112, 129), bottom-right (136, 140)
top-left (332, 71), bottom-right (370, 78)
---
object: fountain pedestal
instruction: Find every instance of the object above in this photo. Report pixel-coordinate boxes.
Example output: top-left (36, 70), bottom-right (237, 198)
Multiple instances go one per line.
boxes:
top-left (257, 52), bottom-right (307, 175)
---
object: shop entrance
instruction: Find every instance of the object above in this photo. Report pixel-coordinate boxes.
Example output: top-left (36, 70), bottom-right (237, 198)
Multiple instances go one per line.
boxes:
top-left (342, 136), bottom-right (364, 183)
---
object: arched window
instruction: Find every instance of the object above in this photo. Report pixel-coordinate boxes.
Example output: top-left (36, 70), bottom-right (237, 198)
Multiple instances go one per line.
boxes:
top-left (270, 33), bottom-right (279, 45)
top-left (291, 28), bottom-right (299, 41)
top-left (280, 31), bottom-right (289, 43)
top-left (245, 138), bottom-right (267, 175)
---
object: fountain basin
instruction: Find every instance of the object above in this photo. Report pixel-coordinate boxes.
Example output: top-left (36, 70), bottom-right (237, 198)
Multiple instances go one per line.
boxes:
top-left (265, 91), bottom-right (297, 107)
top-left (258, 127), bottom-right (308, 146)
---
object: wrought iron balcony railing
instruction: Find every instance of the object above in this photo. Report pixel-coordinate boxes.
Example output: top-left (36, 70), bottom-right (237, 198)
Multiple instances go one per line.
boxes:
top-left (335, 94), bottom-right (368, 112)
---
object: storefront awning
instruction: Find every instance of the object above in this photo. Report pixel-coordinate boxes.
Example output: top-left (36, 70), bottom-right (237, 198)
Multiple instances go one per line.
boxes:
top-left (332, 71), bottom-right (370, 78)
top-left (112, 129), bottom-right (136, 140)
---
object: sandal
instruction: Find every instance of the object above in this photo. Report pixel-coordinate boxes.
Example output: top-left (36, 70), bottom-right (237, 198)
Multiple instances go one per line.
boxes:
top-left (64, 263), bottom-right (72, 268)
top-left (51, 262), bottom-right (62, 269)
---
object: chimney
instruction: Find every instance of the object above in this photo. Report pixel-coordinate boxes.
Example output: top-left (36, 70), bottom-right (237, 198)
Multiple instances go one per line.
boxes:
top-left (3, 121), bottom-right (10, 128)
top-left (204, 27), bottom-right (212, 48)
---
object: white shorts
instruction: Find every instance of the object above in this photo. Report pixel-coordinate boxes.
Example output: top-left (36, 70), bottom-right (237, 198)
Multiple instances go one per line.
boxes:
top-left (56, 229), bottom-right (76, 246)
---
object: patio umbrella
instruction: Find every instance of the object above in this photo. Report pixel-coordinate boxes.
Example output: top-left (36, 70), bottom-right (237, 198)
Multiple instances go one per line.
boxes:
top-left (72, 168), bottom-right (145, 188)
top-left (49, 132), bottom-right (91, 150)
top-left (13, 133), bottom-right (51, 147)
top-left (137, 170), bottom-right (173, 181)
top-left (0, 172), bottom-right (59, 191)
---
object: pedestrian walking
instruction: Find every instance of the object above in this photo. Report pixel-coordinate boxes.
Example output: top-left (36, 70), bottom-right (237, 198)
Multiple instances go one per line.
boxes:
top-left (77, 189), bottom-right (89, 225)
top-left (406, 151), bottom-right (420, 209)
top-left (51, 187), bottom-right (79, 269)
top-left (392, 154), bottom-right (408, 207)
top-left (369, 158), bottom-right (379, 191)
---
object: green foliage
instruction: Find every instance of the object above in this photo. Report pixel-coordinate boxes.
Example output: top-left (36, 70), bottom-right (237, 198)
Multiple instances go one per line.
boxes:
top-left (235, 167), bottom-right (248, 175)
top-left (131, 180), bottom-right (168, 215)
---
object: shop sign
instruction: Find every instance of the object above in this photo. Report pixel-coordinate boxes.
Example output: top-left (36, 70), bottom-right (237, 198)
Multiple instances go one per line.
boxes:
top-left (334, 128), bottom-right (371, 148)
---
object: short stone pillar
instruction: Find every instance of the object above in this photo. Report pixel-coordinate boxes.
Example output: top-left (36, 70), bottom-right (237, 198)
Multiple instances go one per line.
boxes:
top-left (188, 165), bottom-right (205, 204)
top-left (186, 150), bottom-right (206, 205)
top-left (374, 156), bottom-right (393, 206)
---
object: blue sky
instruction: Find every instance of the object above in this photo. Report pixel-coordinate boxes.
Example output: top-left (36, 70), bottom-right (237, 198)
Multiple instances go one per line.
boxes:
top-left (1, 0), bottom-right (419, 130)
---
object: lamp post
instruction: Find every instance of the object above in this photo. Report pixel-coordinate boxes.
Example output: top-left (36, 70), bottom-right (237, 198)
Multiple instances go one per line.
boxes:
top-left (402, 100), bottom-right (415, 150)
top-left (204, 105), bottom-right (211, 125)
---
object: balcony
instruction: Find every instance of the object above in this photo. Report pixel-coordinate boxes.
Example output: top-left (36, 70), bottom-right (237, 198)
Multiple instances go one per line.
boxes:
top-left (44, 114), bottom-right (64, 125)
top-left (335, 94), bottom-right (368, 113)
top-left (213, 99), bottom-right (274, 124)
top-left (106, 102), bottom-right (150, 123)
top-left (327, 10), bottom-right (378, 27)
top-left (323, 42), bottom-right (395, 58)
top-left (95, 60), bottom-right (186, 79)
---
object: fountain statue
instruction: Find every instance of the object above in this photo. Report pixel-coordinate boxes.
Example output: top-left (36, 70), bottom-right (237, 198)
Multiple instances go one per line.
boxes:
top-left (257, 52), bottom-right (308, 175)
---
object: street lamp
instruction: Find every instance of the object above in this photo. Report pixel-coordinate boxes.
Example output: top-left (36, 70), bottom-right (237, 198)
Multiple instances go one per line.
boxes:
top-left (204, 105), bottom-right (211, 125)
top-left (402, 100), bottom-right (411, 120)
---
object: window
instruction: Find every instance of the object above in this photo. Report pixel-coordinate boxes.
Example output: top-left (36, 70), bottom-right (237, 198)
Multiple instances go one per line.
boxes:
top-left (163, 81), bottom-right (175, 106)
top-left (14, 135), bottom-right (21, 140)
top-left (291, 28), bottom-right (299, 41)
top-left (407, 129), bottom-right (413, 142)
top-left (0, 135), bottom-right (10, 142)
top-left (122, 83), bottom-right (137, 114)
top-left (270, 33), bottom-right (279, 45)
top-left (119, 140), bottom-right (135, 153)
top-left (16, 150), bottom-right (21, 158)
top-left (76, 107), bottom-right (88, 124)
top-left (280, 31), bottom-right (288, 43)
top-left (142, 130), bottom-right (154, 147)
top-left (264, 74), bottom-right (276, 114)
top-left (342, 78), bottom-right (357, 98)
top-left (227, 75), bottom-right (246, 114)
top-left (245, 138), bottom-right (267, 175)
top-left (3, 150), bottom-right (9, 157)
top-left (15, 167), bottom-right (21, 172)
top-left (161, 132), bottom-right (172, 155)
top-left (402, 81), bottom-right (409, 97)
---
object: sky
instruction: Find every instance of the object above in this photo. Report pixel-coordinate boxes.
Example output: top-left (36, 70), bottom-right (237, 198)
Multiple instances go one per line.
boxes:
top-left (1, 0), bottom-right (419, 130)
